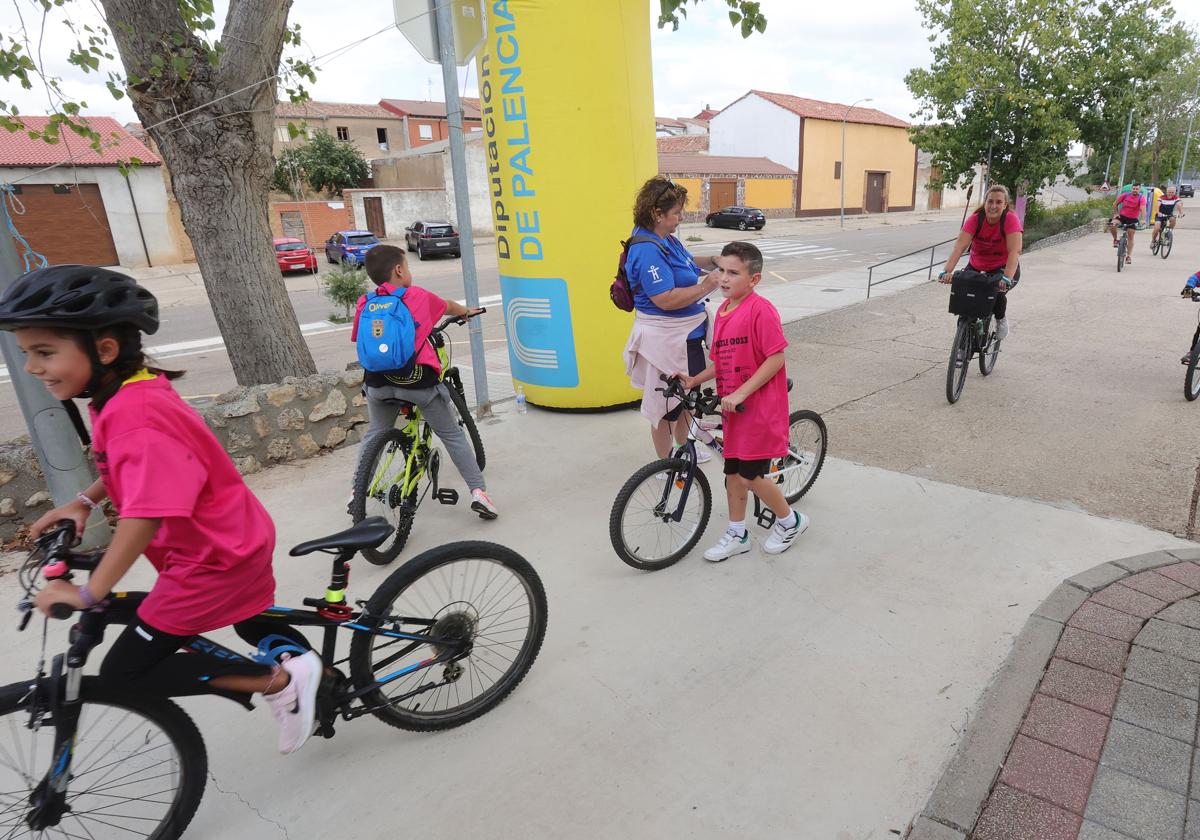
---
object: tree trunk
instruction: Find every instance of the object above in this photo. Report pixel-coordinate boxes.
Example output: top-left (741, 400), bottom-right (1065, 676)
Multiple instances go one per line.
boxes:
top-left (100, 0), bottom-right (317, 386)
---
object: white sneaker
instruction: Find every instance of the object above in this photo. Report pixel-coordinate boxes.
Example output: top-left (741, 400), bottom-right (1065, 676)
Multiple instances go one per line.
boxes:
top-left (703, 528), bottom-right (752, 562)
top-left (470, 488), bottom-right (498, 520)
top-left (264, 650), bottom-right (322, 754)
top-left (995, 318), bottom-right (1009, 341)
top-left (763, 511), bottom-right (810, 555)
top-left (695, 447), bottom-right (713, 464)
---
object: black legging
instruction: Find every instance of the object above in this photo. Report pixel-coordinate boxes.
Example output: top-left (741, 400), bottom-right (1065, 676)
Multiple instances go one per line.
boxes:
top-left (100, 617), bottom-right (312, 698)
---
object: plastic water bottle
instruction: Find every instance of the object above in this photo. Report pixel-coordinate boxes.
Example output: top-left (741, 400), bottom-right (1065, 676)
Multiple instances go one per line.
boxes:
top-left (516, 385), bottom-right (527, 415)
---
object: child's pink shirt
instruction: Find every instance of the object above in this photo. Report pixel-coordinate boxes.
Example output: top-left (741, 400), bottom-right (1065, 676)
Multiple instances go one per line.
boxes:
top-left (709, 292), bottom-right (790, 460)
top-left (89, 375), bottom-right (276, 635)
top-left (351, 283), bottom-right (449, 373)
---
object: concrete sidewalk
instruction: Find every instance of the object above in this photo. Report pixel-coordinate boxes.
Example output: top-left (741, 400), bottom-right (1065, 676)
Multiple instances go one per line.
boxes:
top-left (0, 402), bottom-right (1188, 838)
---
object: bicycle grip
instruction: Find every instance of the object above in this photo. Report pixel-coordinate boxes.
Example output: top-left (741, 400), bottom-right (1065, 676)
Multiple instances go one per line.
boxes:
top-left (48, 603), bottom-right (74, 620)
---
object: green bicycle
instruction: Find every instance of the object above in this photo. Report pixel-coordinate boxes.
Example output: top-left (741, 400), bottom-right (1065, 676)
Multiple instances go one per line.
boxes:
top-left (349, 312), bottom-right (486, 564)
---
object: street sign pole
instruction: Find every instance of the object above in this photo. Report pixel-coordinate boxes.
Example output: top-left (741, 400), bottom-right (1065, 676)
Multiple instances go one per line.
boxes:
top-left (1117, 106), bottom-right (1134, 190)
top-left (432, 0), bottom-right (490, 415)
top-left (0, 225), bottom-right (109, 547)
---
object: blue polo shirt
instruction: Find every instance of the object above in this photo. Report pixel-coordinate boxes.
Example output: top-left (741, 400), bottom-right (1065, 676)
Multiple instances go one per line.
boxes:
top-left (626, 226), bottom-right (707, 339)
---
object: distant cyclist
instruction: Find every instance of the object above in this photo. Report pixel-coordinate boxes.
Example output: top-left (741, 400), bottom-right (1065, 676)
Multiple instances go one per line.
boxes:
top-left (1152, 185), bottom-right (1185, 249)
top-left (937, 183), bottom-right (1023, 341)
top-left (1109, 182), bottom-right (1147, 263)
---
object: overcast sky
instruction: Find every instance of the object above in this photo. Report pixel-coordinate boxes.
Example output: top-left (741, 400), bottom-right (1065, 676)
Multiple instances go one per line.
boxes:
top-left (1, 1), bottom-right (1198, 128)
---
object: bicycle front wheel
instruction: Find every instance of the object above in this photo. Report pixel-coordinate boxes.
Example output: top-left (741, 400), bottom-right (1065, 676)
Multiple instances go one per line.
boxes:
top-left (1186, 340), bottom-right (1200, 402)
top-left (349, 541), bottom-right (547, 731)
top-left (774, 410), bottom-right (827, 503)
top-left (1117, 235), bottom-right (1126, 271)
top-left (609, 458), bottom-right (712, 571)
top-left (945, 317), bottom-right (971, 404)
top-left (1162, 230), bottom-right (1173, 259)
top-left (0, 678), bottom-right (206, 840)
top-left (979, 316), bottom-right (1000, 376)
top-left (351, 428), bottom-right (416, 565)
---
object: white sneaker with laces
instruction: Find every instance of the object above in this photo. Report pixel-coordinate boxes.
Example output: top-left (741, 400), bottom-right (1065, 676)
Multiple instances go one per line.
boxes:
top-left (703, 528), bottom-right (752, 562)
top-left (763, 511), bottom-right (810, 555)
top-left (995, 318), bottom-right (1010, 341)
top-left (470, 488), bottom-right (498, 519)
top-left (264, 650), bottom-right (322, 754)
top-left (695, 447), bottom-right (713, 464)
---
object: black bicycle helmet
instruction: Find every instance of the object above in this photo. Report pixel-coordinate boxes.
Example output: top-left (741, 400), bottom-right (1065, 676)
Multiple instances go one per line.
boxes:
top-left (0, 264), bottom-right (159, 334)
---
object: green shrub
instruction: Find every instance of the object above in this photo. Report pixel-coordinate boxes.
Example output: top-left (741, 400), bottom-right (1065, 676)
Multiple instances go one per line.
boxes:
top-left (1022, 196), bottom-right (1112, 247)
top-left (322, 264), bottom-right (368, 320)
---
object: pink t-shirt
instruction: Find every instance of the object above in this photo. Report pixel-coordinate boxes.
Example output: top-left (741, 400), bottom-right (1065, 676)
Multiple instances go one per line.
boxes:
top-left (351, 283), bottom-right (448, 373)
top-left (964, 210), bottom-right (1023, 272)
top-left (1116, 191), bottom-right (1147, 219)
top-left (709, 292), bottom-right (789, 460)
top-left (90, 375), bottom-right (276, 635)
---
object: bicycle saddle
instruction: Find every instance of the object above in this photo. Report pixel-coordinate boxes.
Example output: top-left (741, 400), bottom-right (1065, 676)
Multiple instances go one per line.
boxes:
top-left (289, 516), bottom-right (393, 556)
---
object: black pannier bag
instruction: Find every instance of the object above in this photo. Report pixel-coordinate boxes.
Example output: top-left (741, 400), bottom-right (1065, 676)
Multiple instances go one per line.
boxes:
top-left (948, 269), bottom-right (998, 318)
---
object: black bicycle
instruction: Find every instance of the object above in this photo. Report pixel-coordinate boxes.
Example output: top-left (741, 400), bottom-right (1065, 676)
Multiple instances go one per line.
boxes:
top-left (945, 269), bottom-right (1003, 404)
top-left (1185, 292), bottom-right (1200, 401)
top-left (609, 375), bottom-right (827, 571)
top-left (1113, 217), bottom-right (1137, 271)
top-left (1151, 214), bottom-right (1177, 259)
top-left (0, 520), bottom-right (546, 838)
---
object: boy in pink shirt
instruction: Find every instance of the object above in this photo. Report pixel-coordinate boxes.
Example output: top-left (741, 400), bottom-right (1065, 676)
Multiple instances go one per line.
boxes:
top-left (679, 242), bottom-right (810, 561)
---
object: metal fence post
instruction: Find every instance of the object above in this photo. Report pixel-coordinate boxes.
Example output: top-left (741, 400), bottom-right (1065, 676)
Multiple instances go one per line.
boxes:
top-left (867, 267), bottom-right (873, 299)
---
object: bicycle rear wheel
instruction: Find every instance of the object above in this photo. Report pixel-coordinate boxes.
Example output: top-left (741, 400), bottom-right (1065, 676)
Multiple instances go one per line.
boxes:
top-left (349, 541), bottom-right (546, 731)
top-left (0, 678), bottom-right (206, 840)
top-left (774, 410), bottom-right (827, 503)
top-left (445, 383), bottom-right (485, 472)
top-left (945, 317), bottom-right (971, 404)
top-left (1162, 229), bottom-right (1173, 259)
top-left (351, 428), bottom-right (417, 565)
top-left (1186, 339), bottom-right (1200, 402)
top-left (979, 316), bottom-right (1000, 375)
top-left (610, 457), bottom-right (712, 571)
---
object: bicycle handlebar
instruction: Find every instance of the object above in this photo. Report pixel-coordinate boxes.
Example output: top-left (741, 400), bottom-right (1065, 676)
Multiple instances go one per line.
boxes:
top-left (432, 306), bottom-right (486, 335)
top-left (656, 373), bottom-right (745, 415)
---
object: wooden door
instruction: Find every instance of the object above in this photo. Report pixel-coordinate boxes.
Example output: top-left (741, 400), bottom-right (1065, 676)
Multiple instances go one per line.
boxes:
top-left (280, 211), bottom-right (306, 241)
top-left (363, 196), bottom-right (386, 238)
top-left (865, 172), bottom-right (888, 214)
top-left (708, 179), bottom-right (737, 213)
top-left (927, 166), bottom-right (943, 210)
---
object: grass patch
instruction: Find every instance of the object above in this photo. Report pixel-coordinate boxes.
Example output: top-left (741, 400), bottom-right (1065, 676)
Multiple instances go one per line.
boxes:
top-left (685, 235), bottom-right (704, 242)
top-left (1022, 197), bottom-right (1112, 248)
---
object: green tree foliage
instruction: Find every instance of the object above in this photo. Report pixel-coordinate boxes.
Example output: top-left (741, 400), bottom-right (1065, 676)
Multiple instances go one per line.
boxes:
top-left (274, 130), bottom-right (369, 198)
top-left (657, 0), bottom-right (766, 37)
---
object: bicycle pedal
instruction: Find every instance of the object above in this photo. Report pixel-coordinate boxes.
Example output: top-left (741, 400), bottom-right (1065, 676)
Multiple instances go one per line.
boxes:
top-left (435, 488), bottom-right (459, 505)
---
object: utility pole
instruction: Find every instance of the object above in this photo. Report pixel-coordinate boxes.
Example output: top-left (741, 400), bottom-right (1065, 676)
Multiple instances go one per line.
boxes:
top-left (0, 212), bottom-right (109, 547)
top-left (1117, 106), bottom-right (1134, 189)
top-left (840, 97), bottom-right (872, 229)
top-left (433, 0), bottom-right (490, 415)
top-left (1178, 78), bottom-right (1200, 187)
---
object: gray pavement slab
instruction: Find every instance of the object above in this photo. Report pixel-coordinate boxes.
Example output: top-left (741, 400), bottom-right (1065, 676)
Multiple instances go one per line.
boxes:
top-left (1080, 821), bottom-right (1138, 840)
top-left (1125, 645), bottom-right (1200, 700)
top-left (1116, 551), bottom-right (1186, 574)
top-left (1113, 680), bottom-right (1199, 744)
top-left (1033, 582), bottom-right (1091, 624)
top-left (1084, 766), bottom-right (1187, 840)
top-left (907, 815), bottom-right (967, 840)
top-left (1137, 619), bottom-right (1200, 664)
top-left (1156, 598), bottom-right (1200, 631)
top-left (1100, 719), bottom-right (1193, 795)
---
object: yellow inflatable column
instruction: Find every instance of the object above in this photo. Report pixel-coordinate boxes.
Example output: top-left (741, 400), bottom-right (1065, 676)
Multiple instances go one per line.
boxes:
top-left (477, 0), bottom-right (649, 408)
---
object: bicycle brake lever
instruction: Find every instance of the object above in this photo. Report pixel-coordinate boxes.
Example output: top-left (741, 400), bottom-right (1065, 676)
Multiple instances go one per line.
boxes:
top-left (17, 600), bottom-right (32, 631)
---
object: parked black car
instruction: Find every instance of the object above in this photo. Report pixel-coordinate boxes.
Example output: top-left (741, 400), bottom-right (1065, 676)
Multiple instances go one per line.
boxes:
top-left (1181, 184), bottom-right (1195, 198)
top-left (404, 221), bottom-right (460, 260)
top-left (705, 206), bottom-right (766, 230)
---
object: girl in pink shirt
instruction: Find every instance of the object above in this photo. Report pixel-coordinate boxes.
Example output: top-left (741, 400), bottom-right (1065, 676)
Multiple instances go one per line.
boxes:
top-left (679, 242), bottom-right (811, 562)
top-left (0, 265), bottom-right (321, 755)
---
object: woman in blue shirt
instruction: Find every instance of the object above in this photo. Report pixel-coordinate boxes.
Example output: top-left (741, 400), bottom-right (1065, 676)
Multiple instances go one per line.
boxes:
top-left (624, 176), bottom-right (720, 458)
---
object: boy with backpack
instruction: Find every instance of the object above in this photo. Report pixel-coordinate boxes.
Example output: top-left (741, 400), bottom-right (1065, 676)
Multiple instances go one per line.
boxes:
top-left (351, 245), bottom-right (497, 519)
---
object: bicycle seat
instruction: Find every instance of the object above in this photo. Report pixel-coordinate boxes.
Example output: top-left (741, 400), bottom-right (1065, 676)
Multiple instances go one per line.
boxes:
top-left (289, 517), bottom-right (393, 556)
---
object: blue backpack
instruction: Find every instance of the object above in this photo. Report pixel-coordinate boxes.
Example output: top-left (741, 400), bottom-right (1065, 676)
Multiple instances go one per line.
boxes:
top-left (355, 288), bottom-right (419, 373)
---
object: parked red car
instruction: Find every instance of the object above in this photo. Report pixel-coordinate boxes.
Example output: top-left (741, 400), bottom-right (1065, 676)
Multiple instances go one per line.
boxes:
top-left (273, 237), bottom-right (318, 274)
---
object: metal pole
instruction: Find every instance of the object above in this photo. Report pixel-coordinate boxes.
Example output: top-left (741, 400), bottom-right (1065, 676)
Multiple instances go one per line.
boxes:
top-left (985, 138), bottom-right (993, 188)
top-left (1178, 79), bottom-right (1200, 187)
top-left (1117, 106), bottom-right (1134, 190)
top-left (0, 210), bottom-right (109, 547)
top-left (1104, 154), bottom-right (1112, 186)
top-left (433, 0), bottom-right (490, 415)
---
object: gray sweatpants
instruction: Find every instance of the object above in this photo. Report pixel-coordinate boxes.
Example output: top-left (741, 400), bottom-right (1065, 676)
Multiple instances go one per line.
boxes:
top-left (358, 383), bottom-right (484, 491)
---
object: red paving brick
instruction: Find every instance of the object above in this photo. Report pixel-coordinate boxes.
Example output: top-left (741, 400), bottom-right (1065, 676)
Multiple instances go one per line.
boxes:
top-left (1121, 569), bottom-right (1196, 601)
top-left (1088, 583), bottom-right (1168, 619)
top-left (1020, 694), bottom-right (1111, 761)
top-left (1066, 601), bottom-right (1146, 643)
top-left (1158, 562), bottom-right (1200, 591)
top-left (973, 783), bottom-right (1082, 840)
top-left (1039, 658), bottom-right (1122, 716)
top-left (1053, 626), bottom-right (1129, 676)
top-left (998, 735), bottom-right (1097, 814)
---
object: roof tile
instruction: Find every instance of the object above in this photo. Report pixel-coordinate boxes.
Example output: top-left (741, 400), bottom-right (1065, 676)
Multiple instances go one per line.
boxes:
top-left (745, 90), bottom-right (909, 129)
top-left (0, 116), bottom-right (160, 168)
top-left (276, 100), bottom-right (396, 120)
top-left (658, 153), bottom-right (793, 176)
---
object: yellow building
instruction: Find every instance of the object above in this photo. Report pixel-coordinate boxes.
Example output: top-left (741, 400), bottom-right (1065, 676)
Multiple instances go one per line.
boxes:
top-left (658, 153), bottom-right (796, 222)
top-left (710, 90), bottom-right (917, 217)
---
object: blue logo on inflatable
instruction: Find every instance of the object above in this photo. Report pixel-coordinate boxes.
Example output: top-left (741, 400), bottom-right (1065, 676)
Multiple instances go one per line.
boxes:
top-left (500, 275), bottom-right (579, 388)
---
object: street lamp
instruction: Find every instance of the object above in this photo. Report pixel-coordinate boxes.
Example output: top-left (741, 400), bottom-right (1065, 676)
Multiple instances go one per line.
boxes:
top-left (840, 97), bottom-right (873, 229)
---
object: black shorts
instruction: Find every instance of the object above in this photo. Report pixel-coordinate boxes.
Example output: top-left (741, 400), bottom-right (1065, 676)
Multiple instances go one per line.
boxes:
top-left (724, 457), bottom-right (773, 480)
top-left (663, 336), bottom-right (708, 422)
top-left (1116, 214), bottom-right (1139, 228)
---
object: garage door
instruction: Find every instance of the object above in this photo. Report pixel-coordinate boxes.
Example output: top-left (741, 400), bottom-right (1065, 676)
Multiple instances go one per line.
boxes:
top-left (7, 183), bottom-right (119, 266)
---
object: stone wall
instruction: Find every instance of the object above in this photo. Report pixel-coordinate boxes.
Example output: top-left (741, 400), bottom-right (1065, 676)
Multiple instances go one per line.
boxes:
top-left (1024, 218), bottom-right (1109, 253)
top-left (0, 368), bottom-right (369, 542)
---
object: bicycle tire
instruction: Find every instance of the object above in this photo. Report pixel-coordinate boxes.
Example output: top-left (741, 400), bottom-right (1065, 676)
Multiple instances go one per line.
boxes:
top-left (775, 410), bottom-right (827, 503)
top-left (1151, 234), bottom-right (1161, 255)
top-left (349, 541), bottom-right (547, 731)
top-left (609, 457), bottom-right (712, 571)
top-left (1162, 230), bottom-right (1173, 259)
top-left (445, 382), bottom-right (486, 472)
top-left (350, 428), bottom-right (416, 565)
top-left (1187, 340), bottom-right (1200, 402)
top-left (945, 317), bottom-right (971, 404)
top-left (0, 678), bottom-right (206, 840)
top-left (1117, 235), bottom-right (1126, 272)
top-left (978, 316), bottom-right (999, 376)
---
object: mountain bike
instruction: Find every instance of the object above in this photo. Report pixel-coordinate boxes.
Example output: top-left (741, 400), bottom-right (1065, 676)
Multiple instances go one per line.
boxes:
top-left (1, 519), bottom-right (546, 839)
top-left (1151, 215), bottom-right (1177, 259)
top-left (945, 269), bottom-right (1003, 404)
top-left (1113, 218), bottom-right (1137, 271)
top-left (1185, 292), bottom-right (1200, 401)
top-left (609, 374), bottom-right (827, 571)
top-left (350, 311), bottom-right (487, 564)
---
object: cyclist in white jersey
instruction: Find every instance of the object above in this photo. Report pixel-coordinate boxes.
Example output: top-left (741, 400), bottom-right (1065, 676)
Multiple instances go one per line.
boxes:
top-left (1152, 186), bottom-right (1185, 248)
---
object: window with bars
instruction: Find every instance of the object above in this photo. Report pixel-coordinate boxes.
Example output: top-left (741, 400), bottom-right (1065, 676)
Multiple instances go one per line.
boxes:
top-left (834, 161), bottom-right (842, 180)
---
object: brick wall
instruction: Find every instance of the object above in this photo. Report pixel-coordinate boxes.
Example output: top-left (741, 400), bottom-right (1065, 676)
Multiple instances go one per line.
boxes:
top-left (269, 200), bottom-right (353, 247)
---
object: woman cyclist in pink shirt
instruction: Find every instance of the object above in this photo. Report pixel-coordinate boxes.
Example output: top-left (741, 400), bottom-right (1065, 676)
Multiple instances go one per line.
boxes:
top-left (1, 265), bottom-right (322, 755)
